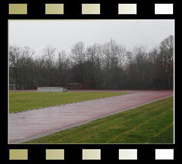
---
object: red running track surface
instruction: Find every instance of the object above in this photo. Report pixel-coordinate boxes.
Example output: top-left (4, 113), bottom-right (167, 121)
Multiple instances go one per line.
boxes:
top-left (8, 90), bottom-right (173, 143)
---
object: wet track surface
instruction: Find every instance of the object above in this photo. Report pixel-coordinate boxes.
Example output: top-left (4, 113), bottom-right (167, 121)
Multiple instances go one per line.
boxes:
top-left (8, 90), bottom-right (173, 143)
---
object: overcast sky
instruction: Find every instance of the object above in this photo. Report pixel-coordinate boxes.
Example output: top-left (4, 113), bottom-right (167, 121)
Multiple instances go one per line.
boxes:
top-left (9, 20), bottom-right (174, 57)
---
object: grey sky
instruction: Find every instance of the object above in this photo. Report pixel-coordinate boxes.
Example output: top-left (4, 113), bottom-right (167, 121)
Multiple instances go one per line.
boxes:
top-left (9, 20), bottom-right (174, 56)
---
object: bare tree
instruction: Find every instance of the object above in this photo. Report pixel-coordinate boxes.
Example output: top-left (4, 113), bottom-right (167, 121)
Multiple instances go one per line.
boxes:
top-left (42, 45), bottom-right (56, 86)
top-left (132, 46), bottom-right (148, 89)
top-left (159, 35), bottom-right (173, 64)
top-left (102, 39), bottom-right (126, 89)
top-left (85, 44), bottom-right (103, 88)
top-left (18, 46), bottom-right (35, 89)
top-left (9, 46), bottom-right (35, 89)
top-left (9, 45), bottom-right (21, 89)
top-left (9, 36), bottom-right (174, 90)
top-left (71, 42), bottom-right (86, 85)
top-left (159, 35), bottom-right (174, 89)
top-left (55, 51), bottom-right (70, 85)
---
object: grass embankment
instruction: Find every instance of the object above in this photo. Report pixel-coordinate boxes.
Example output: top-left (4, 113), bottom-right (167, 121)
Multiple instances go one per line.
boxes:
top-left (9, 92), bottom-right (129, 113)
top-left (27, 96), bottom-right (173, 144)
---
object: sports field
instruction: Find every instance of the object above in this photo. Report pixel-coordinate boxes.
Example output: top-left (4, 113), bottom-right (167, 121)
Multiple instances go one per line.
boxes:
top-left (27, 96), bottom-right (173, 143)
top-left (9, 91), bottom-right (129, 113)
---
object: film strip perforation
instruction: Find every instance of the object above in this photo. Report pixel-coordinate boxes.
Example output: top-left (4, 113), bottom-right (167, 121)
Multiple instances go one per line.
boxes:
top-left (8, 2), bottom-right (174, 15)
top-left (8, 148), bottom-right (175, 161)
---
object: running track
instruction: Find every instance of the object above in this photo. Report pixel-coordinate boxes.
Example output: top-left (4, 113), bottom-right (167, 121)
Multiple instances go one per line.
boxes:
top-left (9, 90), bottom-right (173, 143)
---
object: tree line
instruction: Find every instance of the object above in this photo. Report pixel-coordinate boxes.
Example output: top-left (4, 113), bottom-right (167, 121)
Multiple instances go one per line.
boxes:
top-left (9, 35), bottom-right (173, 90)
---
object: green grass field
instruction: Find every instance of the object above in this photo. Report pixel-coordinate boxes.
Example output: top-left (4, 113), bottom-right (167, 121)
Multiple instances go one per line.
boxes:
top-left (9, 91), bottom-right (129, 113)
top-left (27, 96), bottom-right (173, 144)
